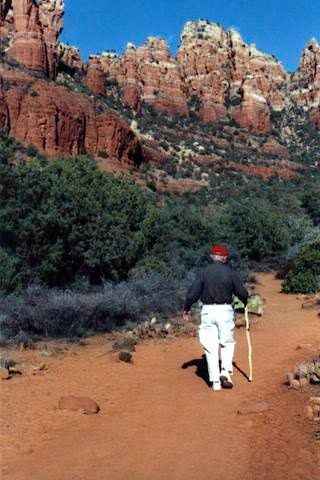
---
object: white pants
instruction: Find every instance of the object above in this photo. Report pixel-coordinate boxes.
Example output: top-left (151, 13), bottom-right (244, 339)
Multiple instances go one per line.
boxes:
top-left (199, 304), bottom-right (235, 383)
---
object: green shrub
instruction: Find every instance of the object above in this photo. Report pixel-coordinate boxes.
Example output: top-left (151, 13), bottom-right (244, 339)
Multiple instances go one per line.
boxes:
top-left (98, 150), bottom-right (109, 158)
top-left (147, 201), bottom-right (221, 273)
top-left (0, 156), bottom-right (157, 286)
top-left (132, 255), bottom-right (171, 277)
top-left (159, 140), bottom-right (169, 151)
top-left (187, 95), bottom-right (201, 113)
top-left (286, 214), bottom-right (320, 258)
top-left (282, 239), bottom-right (320, 293)
top-left (221, 197), bottom-right (290, 261)
top-left (162, 159), bottom-right (177, 176)
top-left (0, 248), bottom-right (22, 293)
top-left (0, 129), bottom-right (24, 164)
top-left (146, 178), bottom-right (157, 191)
top-left (302, 188), bottom-right (320, 225)
top-left (26, 144), bottom-right (38, 157)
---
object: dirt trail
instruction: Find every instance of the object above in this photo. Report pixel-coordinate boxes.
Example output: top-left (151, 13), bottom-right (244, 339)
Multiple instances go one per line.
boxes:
top-left (1, 274), bottom-right (320, 480)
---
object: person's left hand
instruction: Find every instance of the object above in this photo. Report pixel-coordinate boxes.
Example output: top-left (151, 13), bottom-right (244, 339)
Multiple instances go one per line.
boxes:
top-left (183, 311), bottom-right (190, 322)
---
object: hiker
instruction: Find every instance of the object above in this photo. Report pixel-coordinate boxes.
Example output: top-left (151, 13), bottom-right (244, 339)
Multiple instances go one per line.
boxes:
top-left (183, 244), bottom-right (248, 391)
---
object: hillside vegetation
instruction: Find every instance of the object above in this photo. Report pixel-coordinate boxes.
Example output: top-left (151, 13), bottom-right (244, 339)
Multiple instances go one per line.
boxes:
top-left (0, 127), bottom-right (319, 339)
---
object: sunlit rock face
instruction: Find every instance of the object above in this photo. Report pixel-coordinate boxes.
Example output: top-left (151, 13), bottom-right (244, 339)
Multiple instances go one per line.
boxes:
top-left (58, 43), bottom-right (85, 73)
top-left (291, 38), bottom-right (320, 128)
top-left (86, 55), bottom-right (106, 97)
top-left (178, 21), bottom-right (288, 132)
top-left (98, 20), bottom-right (292, 133)
top-left (3, 0), bottom-right (64, 79)
top-left (1, 8), bottom-right (318, 167)
top-left (0, 63), bottom-right (144, 164)
top-left (94, 20), bottom-right (319, 133)
top-left (2, 7), bottom-right (319, 133)
top-left (98, 38), bottom-right (189, 115)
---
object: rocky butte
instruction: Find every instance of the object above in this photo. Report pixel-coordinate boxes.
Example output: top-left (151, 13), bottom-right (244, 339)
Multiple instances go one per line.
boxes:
top-left (4, 0), bottom-right (64, 79)
top-left (100, 20), bottom-right (319, 133)
top-left (0, 0), bottom-right (144, 165)
top-left (0, 4), bottom-right (319, 173)
top-left (291, 38), bottom-right (320, 129)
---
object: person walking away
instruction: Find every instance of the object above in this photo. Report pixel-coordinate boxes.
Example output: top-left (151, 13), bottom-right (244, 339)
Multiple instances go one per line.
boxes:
top-left (183, 245), bottom-right (248, 391)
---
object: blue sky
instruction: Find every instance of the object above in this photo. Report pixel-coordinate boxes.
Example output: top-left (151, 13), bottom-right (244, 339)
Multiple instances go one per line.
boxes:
top-left (61, 0), bottom-right (320, 72)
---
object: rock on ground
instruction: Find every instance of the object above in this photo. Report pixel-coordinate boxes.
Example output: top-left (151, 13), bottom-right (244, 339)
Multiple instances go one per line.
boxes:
top-left (58, 396), bottom-right (100, 414)
top-left (238, 400), bottom-right (271, 415)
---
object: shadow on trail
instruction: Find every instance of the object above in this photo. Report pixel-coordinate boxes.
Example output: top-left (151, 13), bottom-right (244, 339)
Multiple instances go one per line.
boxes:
top-left (233, 362), bottom-right (250, 382)
top-left (181, 355), bottom-right (210, 386)
top-left (181, 356), bottom-right (249, 387)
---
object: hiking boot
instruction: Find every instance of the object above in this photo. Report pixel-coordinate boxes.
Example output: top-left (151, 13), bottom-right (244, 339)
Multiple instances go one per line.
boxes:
top-left (220, 370), bottom-right (233, 389)
top-left (212, 381), bottom-right (221, 391)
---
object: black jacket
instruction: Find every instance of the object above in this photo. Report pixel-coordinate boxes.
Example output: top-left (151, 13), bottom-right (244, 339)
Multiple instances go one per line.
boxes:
top-left (184, 262), bottom-right (248, 312)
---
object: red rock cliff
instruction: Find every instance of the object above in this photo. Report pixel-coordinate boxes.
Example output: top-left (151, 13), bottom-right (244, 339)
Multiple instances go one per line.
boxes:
top-left (96, 20), bottom-right (319, 133)
top-left (0, 64), bottom-right (143, 165)
top-left (58, 42), bottom-right (84, 74)
top-left (86, 55), bottom-right (106, 97)
top-left (99, 38), bottom-right (189, 115)
top-left (97, 21), bottom-right (288, 132)
top-left (291, 38), bottom-right (320, 128)
top-left (0, 0), bottom-right (14, 39)
top-left (1, 9), bottom-right (318, 168)
top-left (2, 0), bottom-right (64, 79)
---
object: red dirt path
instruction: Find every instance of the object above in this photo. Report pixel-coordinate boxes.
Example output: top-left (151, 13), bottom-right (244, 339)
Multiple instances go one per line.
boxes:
top-left (1, 274), bottom-right (319, 480)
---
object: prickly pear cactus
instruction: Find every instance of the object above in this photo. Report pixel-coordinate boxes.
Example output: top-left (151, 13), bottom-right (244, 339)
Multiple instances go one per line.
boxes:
top-left (234, 294), bottom-right (265, 316)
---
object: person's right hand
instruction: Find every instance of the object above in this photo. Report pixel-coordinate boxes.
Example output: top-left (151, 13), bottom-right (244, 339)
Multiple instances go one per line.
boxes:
top-left (183, 311), bottom-right (190, 322)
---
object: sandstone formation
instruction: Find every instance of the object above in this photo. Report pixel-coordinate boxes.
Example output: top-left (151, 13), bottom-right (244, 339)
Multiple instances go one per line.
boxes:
top-left (95, 20), bottom-right (319, 133)
top-left (291, 38), bottom-right (320, 128)
top-left (0, 64), bottom-right (143, 164)
top-left (177, 22), bottom-right (230, 124)
top-left (86, 55), bottom-right (106, 97)
top-left (2, 0), bottom-right (64, 79)
top-left (1, 6), bottom-right (319, 169)
top-left (99, 38), bottom-right (189, 115)
top-left (0, 0), bottom-right (14, 40)
top-left (58, 42), bottom-right (84, 73)
top-left (99, 21), bottom-right (290, 132)
top-left (176, 21), bottom-right (286, 131)
top-left (38, 0), bottom-right (64, 79)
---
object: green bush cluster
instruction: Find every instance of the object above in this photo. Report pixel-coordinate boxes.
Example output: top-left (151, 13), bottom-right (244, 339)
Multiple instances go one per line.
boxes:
top-left (221, 197), bottom-right (290, 262)
top-left (0, 155), bottom-right (159, 288)
top-left (0, 139), bottom-right (226, 291)
top-left (0, 129), bottom-right (25, 163)
top-left (1, 127), bottom-right (320, 337)
top-left (282, 239), bottom-right (320, 293)
top-left (302, 188), bottom-right (320, 225)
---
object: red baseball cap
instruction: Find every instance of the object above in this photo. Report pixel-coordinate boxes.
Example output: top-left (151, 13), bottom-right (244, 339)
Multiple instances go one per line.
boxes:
top-left (210, 244), bottom-right (228, 257)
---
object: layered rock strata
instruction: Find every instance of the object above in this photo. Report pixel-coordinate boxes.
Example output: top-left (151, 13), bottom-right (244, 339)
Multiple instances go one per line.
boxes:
top-left (1, 0), bottom-right (64, 79)
top-left (0, 64), bottom-right (143, 164)
top-left (99, 38), bottom-right (189, 115)
top-left (86, 55), bottom-right (106, 97)
top-left (38, 0), bottom-right (64, 79)
top-left (291, 38), bottom-right (320, 128)
top-left (1, 8), bottom-right (319, 168)
top-left (100, 21), bottom-right (289, 132)
top-left (0, 0), bottom-right (14, 40)
top-left (58, 43), bottom-right (84, 73)
top-left (97, 20), bottom-right (319, 132)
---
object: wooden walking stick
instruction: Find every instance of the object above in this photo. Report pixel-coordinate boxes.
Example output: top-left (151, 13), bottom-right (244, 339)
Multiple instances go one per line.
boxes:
top-left (245, 306), bottom-right (253, 382)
